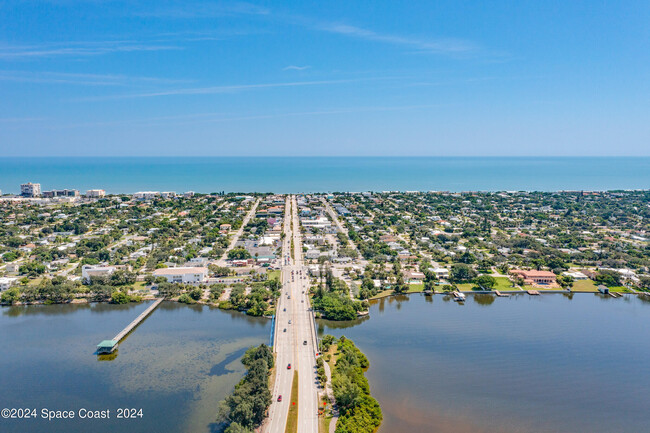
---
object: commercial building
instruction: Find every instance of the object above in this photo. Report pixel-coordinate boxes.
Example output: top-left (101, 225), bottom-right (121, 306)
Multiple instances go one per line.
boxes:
top-left (133, 191), bottom-right (160, 200)
top-left (82, 265), bottom-right (116, 283)
top-left (301, 216), bottom-right (332, 229)
top-left (42, 189), bottom-right (80, 198)
top-left (86, 189), bottom-right (106, 198)
top-left (20, 182), bottom-right (41, 197)
top-left (152, 267), bottom-right (208, 284)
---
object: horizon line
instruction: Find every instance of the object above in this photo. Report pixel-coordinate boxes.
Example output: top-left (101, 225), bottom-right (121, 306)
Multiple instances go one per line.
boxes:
top-left (1, 155), bottom-right (649, 159)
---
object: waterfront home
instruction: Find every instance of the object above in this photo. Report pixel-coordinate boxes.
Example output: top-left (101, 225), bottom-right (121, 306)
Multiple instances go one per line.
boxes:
top-left (404, 270), bottom-right (425, 282)
top-left (153, 267), bottom-right (208, 284)
top-left (564, 270), bottom-right (588, 280)
top-left (510, 269), bottom-right (557, 286)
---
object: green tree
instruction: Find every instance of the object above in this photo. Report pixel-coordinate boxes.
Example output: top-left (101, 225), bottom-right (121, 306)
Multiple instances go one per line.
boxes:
top-left (474, 275), bottom-right (496, 290)
top-left (228, 248), bottom-right (251, 260)
top-left (110, 290), bottom-right (130, 304)
top-left (1, 287), bottom-right (21, 305)
top-left (450, 264), bottom-right (477, 283)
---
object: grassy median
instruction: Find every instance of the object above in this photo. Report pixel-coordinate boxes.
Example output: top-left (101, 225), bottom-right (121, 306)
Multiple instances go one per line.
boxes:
top-left (285, 370), bottom-right (299, 433)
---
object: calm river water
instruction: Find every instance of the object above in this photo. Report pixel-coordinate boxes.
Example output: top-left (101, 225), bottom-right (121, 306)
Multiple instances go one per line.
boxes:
top-left (318, 293), bottom-right (650, 433)
top-left (0, 301), bottom-right (270, 433)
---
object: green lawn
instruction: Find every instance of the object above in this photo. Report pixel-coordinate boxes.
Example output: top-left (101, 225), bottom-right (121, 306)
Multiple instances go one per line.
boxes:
top-left (267, 270), bottom-right (281, 281)
top-left (132, 281), bottom-right (148, 290)
top-left (406, 283), bottom-right (424, 293)
top-left (491, 277), bottom-right (515, 291)
top-left (571, 279), bottom-right (598, 292)
top-left (369, 289), bottom-right (394, 300)
top-left (523, 285), bottom-right (558, 291)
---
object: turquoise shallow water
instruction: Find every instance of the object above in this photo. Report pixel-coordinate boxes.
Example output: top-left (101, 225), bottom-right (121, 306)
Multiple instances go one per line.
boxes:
top-left (1, 156), bottom-right (649, 193)
top-left (0, 302), bottom-right (270, 433)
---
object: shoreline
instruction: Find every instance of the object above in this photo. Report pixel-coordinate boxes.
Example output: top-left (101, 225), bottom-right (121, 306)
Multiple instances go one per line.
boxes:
top-left (368, 288), bottom-right (645, 301)
top-left (0, 297), bottom-right (274, 319)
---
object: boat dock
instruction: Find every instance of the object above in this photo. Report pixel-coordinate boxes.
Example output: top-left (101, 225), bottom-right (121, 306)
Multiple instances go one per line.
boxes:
top-left (97, 298), bottom-right (163, 354)
top-left (452, 291), bottom-right (466, 302)
top-left (527, 290), bottom-right (540, 296)
top-left (495, 291), bottom-right (509, 297)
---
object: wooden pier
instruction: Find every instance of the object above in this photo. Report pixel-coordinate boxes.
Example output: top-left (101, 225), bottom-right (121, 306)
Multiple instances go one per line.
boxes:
top-left (495, 290), bottom-right (509, 297)
top-left (527, 290), bottom-right (540, 296)
top-left (97, 298), bottom-right (163, 354)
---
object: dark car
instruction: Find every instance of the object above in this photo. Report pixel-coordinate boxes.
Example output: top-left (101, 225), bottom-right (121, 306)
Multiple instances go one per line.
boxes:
top-left (303, 340), bottom-right (307, 345)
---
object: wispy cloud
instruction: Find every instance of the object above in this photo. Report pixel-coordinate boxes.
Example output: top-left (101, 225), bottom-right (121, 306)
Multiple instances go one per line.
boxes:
top-left (0, 40), bottom-right (180, 60)
top-left (0, 117), bottom-right (46, 123)
top-left (314, 22), bottom-right (477, 54)
top-left (50, 103), bottom-right (451, 129)
top-left (283, 65), bottom-right (311, 71)
top-left (75, 78), bottom-right (378, 101)
top-left (136, 1), bottom-right (270, 18)
top-left (0, 70), bottom-right (189, 86)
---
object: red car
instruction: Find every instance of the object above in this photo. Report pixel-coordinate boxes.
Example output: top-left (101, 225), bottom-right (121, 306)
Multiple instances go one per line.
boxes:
top-left (287, 363), bottom-right (292, 369)
top-left (277, 395), bottom-right (282, 402)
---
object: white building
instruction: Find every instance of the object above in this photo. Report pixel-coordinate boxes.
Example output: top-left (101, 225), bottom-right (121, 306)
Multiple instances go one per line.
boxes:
top-left (305, 249), bottom-right (321, 260)
top-left (86, 189), bottom-right (106, 198)
top-left (133, 191), bottom-right (160, 200)
top-left (152, 267), bottom-right (208, 284)
top-left (5, 262), bottom-right (21, 274)
top-left (301, 217), bottom-right (332, 229)
top-left (564, 270), bottom-right (588, 280)
top-left (161, 191), bottom-right (176, 199)
top-left (81, 265), bottom-right (116, 283)
top-left (0, 277), bottom-right (19, 291)
top-left (430, 267), bottom-right (450, 279)
top-left (20, 182), bottom-right (41, 197)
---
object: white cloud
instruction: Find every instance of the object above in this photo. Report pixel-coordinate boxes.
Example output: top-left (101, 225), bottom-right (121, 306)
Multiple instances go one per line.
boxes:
top-left (76, 78), bottom-right (367, 100)
top-left (283, 65), bottom-right (311, 71)
top-left (316, 22), bottom-right (476, 54)
top-left (0, 70), bottom-right (189, 86)
top-left (137, 2), bottom-right (270, 18)
top-left (0, 41), bottom-right (180, 60)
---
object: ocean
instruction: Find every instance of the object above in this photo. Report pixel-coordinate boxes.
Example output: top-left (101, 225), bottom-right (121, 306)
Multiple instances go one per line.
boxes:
top-left (1, 157), bottom-right (649, 194)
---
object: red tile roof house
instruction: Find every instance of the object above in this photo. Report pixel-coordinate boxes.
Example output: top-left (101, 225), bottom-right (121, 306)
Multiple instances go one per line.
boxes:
top-left (510, 269), bottom-right (558, 287)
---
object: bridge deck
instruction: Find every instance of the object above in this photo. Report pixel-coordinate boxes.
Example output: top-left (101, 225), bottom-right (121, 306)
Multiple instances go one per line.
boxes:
top-left (112, 298), bottom-right (164, 342)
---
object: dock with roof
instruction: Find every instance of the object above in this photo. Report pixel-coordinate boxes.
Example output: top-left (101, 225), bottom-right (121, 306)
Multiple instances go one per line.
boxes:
top-left (96, 298), bottom-right (163, 354)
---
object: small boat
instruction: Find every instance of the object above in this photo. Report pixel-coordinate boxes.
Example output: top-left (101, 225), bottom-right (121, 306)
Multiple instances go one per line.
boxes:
top-left (452, 291), bottom-right (466, 302)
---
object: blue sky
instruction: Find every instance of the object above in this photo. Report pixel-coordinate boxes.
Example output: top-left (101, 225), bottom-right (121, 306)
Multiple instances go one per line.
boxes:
top-left (0, 0), bottom-right (649, 156)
